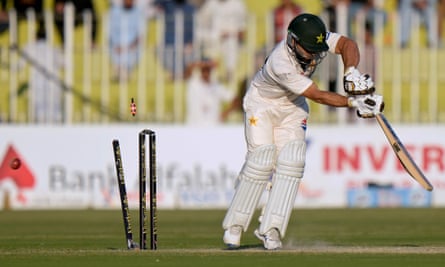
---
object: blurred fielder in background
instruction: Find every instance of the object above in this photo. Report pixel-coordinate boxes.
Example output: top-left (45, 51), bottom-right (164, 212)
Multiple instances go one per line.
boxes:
top-left (185, 58), bottom-right (234, 126)
top-left (222, 13), bottom-right (384, 250)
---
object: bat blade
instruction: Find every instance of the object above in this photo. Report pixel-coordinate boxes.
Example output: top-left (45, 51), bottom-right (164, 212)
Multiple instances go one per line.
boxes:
top-left (375, 114), bottom-right (433, 191)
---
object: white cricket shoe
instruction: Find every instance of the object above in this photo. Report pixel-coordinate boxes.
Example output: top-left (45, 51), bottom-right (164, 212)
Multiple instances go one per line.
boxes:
top-left (223, 225), bottom-right (242, 249)
top-left (254, 228), bottom-right (282, 250)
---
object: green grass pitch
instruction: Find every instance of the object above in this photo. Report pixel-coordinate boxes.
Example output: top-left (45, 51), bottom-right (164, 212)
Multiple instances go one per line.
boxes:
top-left (1, 208), bottom-right (445, 267)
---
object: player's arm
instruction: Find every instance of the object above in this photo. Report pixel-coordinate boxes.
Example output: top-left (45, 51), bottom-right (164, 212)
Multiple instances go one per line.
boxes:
top-left (335, 35), bottom-right (375, 95)
top-left (334, 35), bottom-right (360, 71)
top-left (301, 82), bottom-right (349, 107)
top-left (301, 82), bottom-right (384, 116)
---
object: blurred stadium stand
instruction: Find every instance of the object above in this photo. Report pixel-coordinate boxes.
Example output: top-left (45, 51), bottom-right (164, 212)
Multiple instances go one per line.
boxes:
top-left (0, 0), bottom-right (444, 124)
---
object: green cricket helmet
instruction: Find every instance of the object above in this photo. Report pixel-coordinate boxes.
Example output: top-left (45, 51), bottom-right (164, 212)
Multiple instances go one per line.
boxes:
top-left (286, 13), bottom-right (328, 76)
top-left (287, 13), bottom-right (329, 53)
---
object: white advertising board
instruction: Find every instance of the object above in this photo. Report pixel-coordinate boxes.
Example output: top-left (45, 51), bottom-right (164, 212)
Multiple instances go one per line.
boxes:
top-left (0, 123), bottom-right (443, 209)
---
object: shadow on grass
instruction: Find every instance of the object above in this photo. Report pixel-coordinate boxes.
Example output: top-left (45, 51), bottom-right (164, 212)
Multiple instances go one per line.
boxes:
top-left (224, 243), bottom-right (264, 251)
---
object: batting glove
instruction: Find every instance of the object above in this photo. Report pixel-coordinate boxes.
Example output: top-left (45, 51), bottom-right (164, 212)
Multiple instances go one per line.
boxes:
top-left (344, 67), bottom-right (375, 96)
top-left (348, 94), bottom-right (385, 118)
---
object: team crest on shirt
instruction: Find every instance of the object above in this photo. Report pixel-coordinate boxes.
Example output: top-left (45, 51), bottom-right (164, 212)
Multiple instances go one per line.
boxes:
top-left (301, 118), bottom-right (307, 131)
top-left (249, 116), bottom-right (258, 126)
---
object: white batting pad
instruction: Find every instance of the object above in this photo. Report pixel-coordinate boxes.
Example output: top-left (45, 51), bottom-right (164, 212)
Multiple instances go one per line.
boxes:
top-left (222, 144), bottom-right (276, 231)
top-left (258, 140), bottom-right (306, 237)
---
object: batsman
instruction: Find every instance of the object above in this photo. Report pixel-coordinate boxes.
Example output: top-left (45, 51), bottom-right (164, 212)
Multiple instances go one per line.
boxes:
top-left (222, 13), bottom-right (384, 250)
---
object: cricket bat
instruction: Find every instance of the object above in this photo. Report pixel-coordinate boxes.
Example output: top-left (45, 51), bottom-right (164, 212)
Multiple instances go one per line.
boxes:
top-left (375, 114), bottom-right (433, 191)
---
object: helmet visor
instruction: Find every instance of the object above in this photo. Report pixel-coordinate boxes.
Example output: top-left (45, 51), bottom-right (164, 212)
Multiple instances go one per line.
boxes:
top-left (288, 32), bottom-right (326, 67)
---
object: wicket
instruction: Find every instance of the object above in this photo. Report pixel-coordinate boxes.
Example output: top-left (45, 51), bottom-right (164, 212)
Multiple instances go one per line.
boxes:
top-left (112, 140), bottom-right (137, 249)
top-left (112, 129), bottom-right (157, 250)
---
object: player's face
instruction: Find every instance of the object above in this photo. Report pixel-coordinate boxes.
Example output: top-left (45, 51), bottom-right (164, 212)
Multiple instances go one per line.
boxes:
top-left (123, 0), bottom-right (134, 9)
top-left (286, 32), bottom-right (326, 76)
top-left (294, 43), bottom-right (326, 69)
top-left (200, 66), bottom-right (212, 81)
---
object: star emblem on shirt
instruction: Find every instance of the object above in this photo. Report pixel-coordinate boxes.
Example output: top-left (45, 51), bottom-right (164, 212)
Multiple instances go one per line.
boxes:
top-left (249, 116), bottom-right (258, 126)
top-left (316, 33), bottom-right (324, 44)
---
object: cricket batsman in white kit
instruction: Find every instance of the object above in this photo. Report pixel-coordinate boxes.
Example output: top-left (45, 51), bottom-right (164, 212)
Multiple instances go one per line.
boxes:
top-left (222, 13), bottom-right (384, 250)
